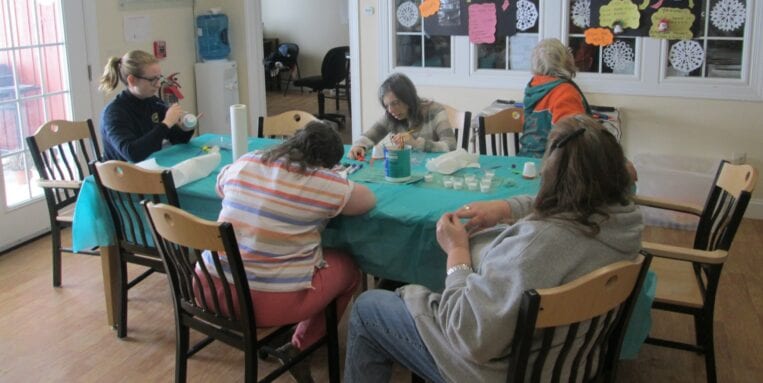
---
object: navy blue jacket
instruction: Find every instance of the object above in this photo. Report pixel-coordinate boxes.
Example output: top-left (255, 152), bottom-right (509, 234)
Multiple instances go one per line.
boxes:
top-left (100, 90), bottom-right (193, 162)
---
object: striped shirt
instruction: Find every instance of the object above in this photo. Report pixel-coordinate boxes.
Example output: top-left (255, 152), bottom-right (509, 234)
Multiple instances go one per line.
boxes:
top-left (206, 151), bottom-right (353, 292)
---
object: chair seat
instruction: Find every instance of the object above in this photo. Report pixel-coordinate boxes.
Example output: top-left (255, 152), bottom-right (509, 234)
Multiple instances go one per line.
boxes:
top-left (56, 203), bottom-right (76, 223)
top-left (651, 256), bottom-right (704, 308)
top-left (293, 75), bottom-right (333, 90)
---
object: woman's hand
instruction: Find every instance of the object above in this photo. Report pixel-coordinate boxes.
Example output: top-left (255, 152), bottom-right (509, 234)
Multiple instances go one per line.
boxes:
top-left (455, 200), bottom-right (512, 233)
top-left (436, 213), bottom-right (471, 268)
top-left (391, 132), bottom-right (413, 147)
top-left (163, 103), bottom-right (183, 127)
top-left (348, 145), bottom-right (366, 160)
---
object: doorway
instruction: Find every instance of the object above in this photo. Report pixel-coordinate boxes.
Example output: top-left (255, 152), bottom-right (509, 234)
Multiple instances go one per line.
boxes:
top-left (0, 0), bottom-right (94, 251)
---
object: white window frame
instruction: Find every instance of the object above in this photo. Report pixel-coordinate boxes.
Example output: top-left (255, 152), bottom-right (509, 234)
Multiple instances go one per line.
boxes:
top-left (378, 0), bottom-right (763, 101)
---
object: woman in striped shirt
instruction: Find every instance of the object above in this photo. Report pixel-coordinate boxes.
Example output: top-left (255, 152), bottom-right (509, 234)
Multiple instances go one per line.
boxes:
top-left (207, 121), bottom-right (376, 382)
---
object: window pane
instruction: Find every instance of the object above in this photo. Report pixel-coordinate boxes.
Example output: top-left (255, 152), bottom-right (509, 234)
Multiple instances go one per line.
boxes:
top-left (706, 40), bottom-right (742, 78)
top-left (667, 40), bottom-right (703, 77)
top-left (45, 93), bottom-right (69, 122)
top-left (508, 34), bottom-right (537, 70)
top-left (397, 35), bottom-right (422, 67)
top-left (42, 45), bottom-right (66, 93)
top-left (395, 0), bottom-right (421, 33)
top-left (15, 48), bottom-right (42, 99)
top-left (37, 0), bottom-right (64, 45)
top-left (21, 97), bottom-right (45, 138)
top-left (601, 38), bottom-right (636, 75)
top-left (707, 0), bottom-right (746, 38)
top-left (2, 152), bottom-right (33, 206)
top-left (11, 0), bottom-right (38, 46)
top-left (424, 35), bottom-right (450, 68)
top-left (478, 39), bottom-right (507, 69)
top-left (570, 37), bottom-right (600, 73)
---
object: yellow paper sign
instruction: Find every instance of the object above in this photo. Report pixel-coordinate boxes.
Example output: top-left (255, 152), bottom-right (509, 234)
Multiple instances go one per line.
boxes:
top-left (585, 28), bottom-right (615, 46)
top-left (419, 0), bottom-right (441, 18)
top-left (599, 0), bottom-right (641, 30)
top-left (649, 8), bottom-right (695, 40)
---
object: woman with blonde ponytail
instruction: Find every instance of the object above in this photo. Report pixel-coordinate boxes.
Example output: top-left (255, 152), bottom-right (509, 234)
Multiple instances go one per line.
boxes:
top-left (98, 50), bottom-right (193, 162)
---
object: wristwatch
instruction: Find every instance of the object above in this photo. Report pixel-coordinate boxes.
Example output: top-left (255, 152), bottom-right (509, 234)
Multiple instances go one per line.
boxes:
top-left (446, 263), bottom-right (473, 276)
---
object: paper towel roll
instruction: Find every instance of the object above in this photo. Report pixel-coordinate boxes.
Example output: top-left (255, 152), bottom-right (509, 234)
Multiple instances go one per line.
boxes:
top-left (230, 104), bottom-right (248, 161)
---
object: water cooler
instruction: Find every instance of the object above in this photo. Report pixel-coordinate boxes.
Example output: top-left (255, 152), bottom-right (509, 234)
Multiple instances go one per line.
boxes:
top-left (194, 60), bottom-right (239, 135)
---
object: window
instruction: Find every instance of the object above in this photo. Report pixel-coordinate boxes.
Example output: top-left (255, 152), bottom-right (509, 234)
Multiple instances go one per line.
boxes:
top-left (379, 0), bottom-right (763, 100)
top-left (666, 0), bottom-right (746, 79)
top-left (394, 0), bottom-right (452, 68)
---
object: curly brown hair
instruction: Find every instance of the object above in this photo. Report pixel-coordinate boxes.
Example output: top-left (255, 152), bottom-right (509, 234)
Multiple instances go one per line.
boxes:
top-left (260, 120), bottom-right (344, 171)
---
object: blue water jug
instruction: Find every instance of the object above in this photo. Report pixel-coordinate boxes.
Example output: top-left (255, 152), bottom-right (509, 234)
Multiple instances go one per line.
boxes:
top-left (197, 13), bottom-right (230, 61)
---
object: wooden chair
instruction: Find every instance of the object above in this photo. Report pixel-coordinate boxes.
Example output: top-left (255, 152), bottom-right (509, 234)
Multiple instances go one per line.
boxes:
top-left (142, 202), bottom-right (341, 383)
top-left (635, 160), bottom-right (758, 383)
top-left (90, 160), bottom-right (179, 338)
top-left (442, 104), bottom-right (472, 152)
top-left (508, 253), bottom-right (651, 383)
top-left (25, 119), bottom-right (101, 287)
top-left (412, 254), bottom-right (651, 383)
top-left (477, 107), bottom-right (524, 156)
top-left (257, 110), bottom-right (318, 139)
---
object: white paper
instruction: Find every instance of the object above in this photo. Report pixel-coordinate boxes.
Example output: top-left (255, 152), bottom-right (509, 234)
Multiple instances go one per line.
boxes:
top-left (123, 15), bottom-right (151, 43)
top-left (230, 104), bottom-right (248, 161)
top-left (135, 152), bottom-right (221, 188)
top-left (425, 148), bottom-right (480, 175)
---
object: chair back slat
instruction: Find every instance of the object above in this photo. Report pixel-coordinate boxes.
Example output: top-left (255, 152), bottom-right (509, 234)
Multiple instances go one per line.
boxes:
top-left (507, 254), bottom-right (651, 383)
top-left (551, 323), bottom-right (579, 382)
top-left (695, 161), bottom-right (758, 252)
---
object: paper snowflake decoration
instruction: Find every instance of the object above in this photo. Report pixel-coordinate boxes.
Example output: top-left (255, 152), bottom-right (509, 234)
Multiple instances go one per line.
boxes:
top-left (397, 1), bottom-right (419, 28)
top-left (516, 0), bottom-right (538, 31)
top-left (669, 40), bottom-right (705, 73)
top-left (603, 41), bottom-right (634, 71)
top-left (571, 0), bottom-right (591, 29)
top-left (710, 0), bottom-right (746, 32)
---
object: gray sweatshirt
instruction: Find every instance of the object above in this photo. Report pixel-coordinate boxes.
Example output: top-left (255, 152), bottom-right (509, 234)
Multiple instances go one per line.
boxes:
top-left (353, 100), bottom-right (456, 152)
top-left (399, 195), bottom-right (643, 382)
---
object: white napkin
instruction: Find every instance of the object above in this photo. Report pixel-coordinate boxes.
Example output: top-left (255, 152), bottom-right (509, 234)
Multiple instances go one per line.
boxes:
top-left (136, 150), bottom-right (221, 188)
top-left (425, 148), bottom-right (480, 175)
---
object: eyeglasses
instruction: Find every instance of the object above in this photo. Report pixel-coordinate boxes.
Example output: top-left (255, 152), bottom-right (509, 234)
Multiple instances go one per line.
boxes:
top-left (134, 74), bottom-right (164, 85)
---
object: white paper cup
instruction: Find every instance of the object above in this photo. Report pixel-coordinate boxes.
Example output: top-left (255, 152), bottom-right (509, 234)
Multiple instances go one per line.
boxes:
top-left (467, 181), bottom-right (478, 190)
top-left (522, 162), bottom-right (537, 179)
top-left (480, 182), bottom-right (491, 193)
top-left (453, 178), bottom-right (464, 190)
top-left (424, 173), bottom-right (434, 183)
top-left (443, 177), bottom-right (453, 188)
top-left (484, 169), bottom-right (496, 178)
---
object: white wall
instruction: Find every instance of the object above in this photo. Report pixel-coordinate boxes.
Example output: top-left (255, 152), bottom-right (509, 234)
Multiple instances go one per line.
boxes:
top-left (92, 2), bottom-right (198, 119)
top-left (261, 0), bottom-right (350, 77)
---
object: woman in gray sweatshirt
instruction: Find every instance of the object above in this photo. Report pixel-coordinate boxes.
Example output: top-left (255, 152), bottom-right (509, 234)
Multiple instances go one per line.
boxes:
top-left (344, 114), bottom-right (642, 383)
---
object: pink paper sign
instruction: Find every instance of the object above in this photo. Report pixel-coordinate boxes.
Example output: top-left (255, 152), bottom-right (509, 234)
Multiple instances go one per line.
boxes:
top-left (468, 3), bottom-right (496, 44)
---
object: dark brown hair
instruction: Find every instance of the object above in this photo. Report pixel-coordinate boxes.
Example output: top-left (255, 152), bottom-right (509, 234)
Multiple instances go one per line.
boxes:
top-left (378, 73), bottom-right (423, 127)
top-left (532, 114), bottom-right (632, 235)
top-left (260, 120), bottom-right (344, 171)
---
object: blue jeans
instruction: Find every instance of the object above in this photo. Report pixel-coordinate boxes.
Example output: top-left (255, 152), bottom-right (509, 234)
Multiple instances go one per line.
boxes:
top-left (344, 289), bottom-right (445, 383)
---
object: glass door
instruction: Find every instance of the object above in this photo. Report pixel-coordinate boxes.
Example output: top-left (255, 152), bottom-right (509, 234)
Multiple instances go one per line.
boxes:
top-left (0, 0), bottom-right (92, 250)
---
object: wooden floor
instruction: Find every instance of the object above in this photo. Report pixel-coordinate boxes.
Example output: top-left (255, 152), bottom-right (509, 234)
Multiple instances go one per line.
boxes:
top-left (1, 219), bottom-right (761, 382)
top-left (266, 88), bottom-right (354, 145)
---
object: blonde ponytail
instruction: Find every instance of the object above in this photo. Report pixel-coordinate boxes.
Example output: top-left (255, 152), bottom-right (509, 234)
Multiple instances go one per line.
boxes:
top-left (98, 50), bottom-right (159, 93)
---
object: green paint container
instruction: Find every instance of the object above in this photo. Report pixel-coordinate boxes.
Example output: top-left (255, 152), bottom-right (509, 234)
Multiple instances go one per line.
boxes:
top-left (384, 145), bottom-right (411, 182)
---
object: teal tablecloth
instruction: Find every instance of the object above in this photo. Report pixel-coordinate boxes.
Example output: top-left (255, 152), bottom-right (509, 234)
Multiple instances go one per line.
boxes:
top-left (71, 133), bottom-right (653, 358)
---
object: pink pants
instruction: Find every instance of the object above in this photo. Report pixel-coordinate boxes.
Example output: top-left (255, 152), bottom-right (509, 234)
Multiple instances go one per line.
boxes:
top-left (197, 249), bottom-right (360, 350)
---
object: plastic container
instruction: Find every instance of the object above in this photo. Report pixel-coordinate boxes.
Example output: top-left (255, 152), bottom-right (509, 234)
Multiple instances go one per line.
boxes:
top-left (197, 12), bottom-right (230, 61)
top-left (633, 153), bottom-right (718, 230)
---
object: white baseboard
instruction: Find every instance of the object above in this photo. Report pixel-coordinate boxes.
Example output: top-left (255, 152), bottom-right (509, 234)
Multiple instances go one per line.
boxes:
top-left (746, 198), bottom-right (763, 220)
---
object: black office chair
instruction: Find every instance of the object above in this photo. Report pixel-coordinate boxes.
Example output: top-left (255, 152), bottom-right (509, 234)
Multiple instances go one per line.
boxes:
top-left (293, 46), bottom-right (349, 126)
